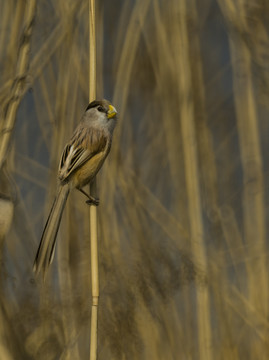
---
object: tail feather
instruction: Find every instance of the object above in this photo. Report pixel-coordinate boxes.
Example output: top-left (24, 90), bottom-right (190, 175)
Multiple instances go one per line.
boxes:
top-left (33, 184), bottom-right (70, 276)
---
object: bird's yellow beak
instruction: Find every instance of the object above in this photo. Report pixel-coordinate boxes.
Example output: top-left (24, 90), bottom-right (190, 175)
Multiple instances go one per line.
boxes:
top-left (107, 104), bottom-right (117, 119)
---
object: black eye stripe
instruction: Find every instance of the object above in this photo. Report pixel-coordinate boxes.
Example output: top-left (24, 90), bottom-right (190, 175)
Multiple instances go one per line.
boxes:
top-left (86, 100), bottom-right (107, 111)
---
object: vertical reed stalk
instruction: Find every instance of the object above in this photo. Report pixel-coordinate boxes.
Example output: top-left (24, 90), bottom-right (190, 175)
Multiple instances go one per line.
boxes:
top-left (176, 1), bottom-right (213, 358)
top-left (0, 0), bottom-right (36, 169)
top-left (218, 2), bottom-right (268, 356)
top-left (230, 35), bottom-right (267, 358)
top-left (89, 1), bottom-right (99, 359)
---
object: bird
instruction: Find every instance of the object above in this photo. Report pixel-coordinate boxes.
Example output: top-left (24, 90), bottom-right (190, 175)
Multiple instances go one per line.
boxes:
top-left (33, 99), bottom-right (117, 276)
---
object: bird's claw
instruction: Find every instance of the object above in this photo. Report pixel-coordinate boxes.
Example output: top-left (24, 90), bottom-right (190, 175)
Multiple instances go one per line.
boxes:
top-left (86, 196), bottom-right (99, 206)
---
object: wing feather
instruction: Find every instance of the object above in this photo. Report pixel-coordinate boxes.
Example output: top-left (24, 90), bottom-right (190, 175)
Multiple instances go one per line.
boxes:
top-left (58, 127), bottom-right (108, 182)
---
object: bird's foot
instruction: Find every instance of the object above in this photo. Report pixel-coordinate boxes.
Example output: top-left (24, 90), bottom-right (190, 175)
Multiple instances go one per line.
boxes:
top-left (78, 188), bottom-right (99, 206)
top-left (86, 195), bottom-right (100, 206)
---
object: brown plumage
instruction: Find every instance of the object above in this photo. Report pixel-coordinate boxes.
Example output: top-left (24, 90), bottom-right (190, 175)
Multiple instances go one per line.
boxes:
top-left (58, 127), bottom-right (110, 185)
top-left (33, 99), bottom-right (117, 276)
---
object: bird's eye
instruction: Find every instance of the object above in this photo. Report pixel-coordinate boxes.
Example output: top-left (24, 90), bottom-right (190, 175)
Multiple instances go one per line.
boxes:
top-left (97, 106), bottom-right (105, 112)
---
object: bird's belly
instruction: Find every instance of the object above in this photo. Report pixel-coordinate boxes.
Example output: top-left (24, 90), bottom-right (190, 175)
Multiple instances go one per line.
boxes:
top-left (72, 152), bottom-right (106, 189)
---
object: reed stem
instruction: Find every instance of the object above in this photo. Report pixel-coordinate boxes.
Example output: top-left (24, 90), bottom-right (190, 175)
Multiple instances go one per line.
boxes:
top-left (89, 0), bottom-right (99, 359)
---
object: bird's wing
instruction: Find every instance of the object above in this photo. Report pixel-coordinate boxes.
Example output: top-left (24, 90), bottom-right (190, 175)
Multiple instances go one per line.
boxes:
top-left (58, 127), bottom-right (108, 182)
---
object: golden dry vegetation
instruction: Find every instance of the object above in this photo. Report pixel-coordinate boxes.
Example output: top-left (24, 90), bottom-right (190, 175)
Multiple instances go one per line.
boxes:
top-left (0, 0), bottom-right (269, 359)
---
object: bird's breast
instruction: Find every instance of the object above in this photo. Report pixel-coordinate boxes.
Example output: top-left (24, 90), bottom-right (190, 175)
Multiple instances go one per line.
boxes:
top-left (72, 151), bottom-right (107, 189)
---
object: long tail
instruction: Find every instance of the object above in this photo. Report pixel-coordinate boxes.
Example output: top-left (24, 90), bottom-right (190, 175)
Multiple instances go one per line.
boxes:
top-left (33, 183), bottom-right (70, 276)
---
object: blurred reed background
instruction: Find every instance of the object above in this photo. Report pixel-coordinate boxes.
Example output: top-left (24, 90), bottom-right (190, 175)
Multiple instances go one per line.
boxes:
top-left (0, 0), bottom-right (269, 359)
